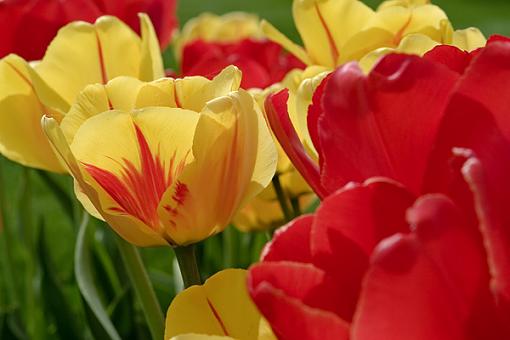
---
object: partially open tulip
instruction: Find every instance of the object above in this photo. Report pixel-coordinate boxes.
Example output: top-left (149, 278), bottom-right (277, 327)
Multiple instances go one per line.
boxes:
top-left (248, 169), bottom-right (510, 339)
top-left (0, 14), bottom-right (163, 172)
top-left (0, 0), bottom-right (177, 60)
top-left (165, 269), bottom-right (276, 339)
top-left (266, 36), bottom-right (510, 201)
top-left (42, 67), bottom-right (278, 246)
top-left (175, 13), bottom-right (305, 89)
top-left (262, 0), bottom-right (485, 70)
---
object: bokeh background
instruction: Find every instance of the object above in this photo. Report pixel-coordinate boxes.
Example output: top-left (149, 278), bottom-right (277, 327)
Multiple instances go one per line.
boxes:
top-left (1, 0), bottom-right (509, 339)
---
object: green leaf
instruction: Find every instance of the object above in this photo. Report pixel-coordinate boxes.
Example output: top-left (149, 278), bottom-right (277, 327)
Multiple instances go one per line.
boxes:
top-left (35, 170), bottom-right (76, 224)
top-left (38, 219), bottom-right (84, 340)
top-left (74, 213), bottom-right (121, 340)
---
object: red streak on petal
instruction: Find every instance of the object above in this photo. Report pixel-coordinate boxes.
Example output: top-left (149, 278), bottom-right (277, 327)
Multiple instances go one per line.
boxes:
top-left (206, 298), bottom-right (230, 336)
top-left (314, 3), bottom-right (339, 65)
top-left (84, 123), bottom-right (187, 231)
top-left (392, 15), bottom-right (413, 46)
top-left (95, 30), bottom-right (108, 84)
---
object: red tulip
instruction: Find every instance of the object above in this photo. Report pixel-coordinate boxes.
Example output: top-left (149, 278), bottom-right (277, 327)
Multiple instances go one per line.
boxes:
top-left (0, 0), bottom-right (177, 60)
top-left (256, 35), bottom-right (510, 339)
top-left (248, 167), bottom-right (510, 339)
top-left (181, 38), bottom-right (305, 89)
top-left (266, 36), bottom-right (510, 204)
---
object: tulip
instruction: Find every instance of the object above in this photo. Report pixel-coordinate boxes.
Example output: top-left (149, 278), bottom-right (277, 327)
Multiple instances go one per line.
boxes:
top-left (42, 67), bottom-right (278, 247)
top-left (0, 0), bottom-right (177, 60)
top-left (175, 13), bottom-right (305, 89)
top-left (266, 36), bottom-right (510, 201)
top-left (0, 14), bottom-right (163, 172)
top-left (165, 269), bottom-right (276, 339)
top-left (262, 0), bottom-right (486, 70)
top-left (248, 168), bottom-right (510, 339)
top-left (252, 38), bottom-right (510, 338)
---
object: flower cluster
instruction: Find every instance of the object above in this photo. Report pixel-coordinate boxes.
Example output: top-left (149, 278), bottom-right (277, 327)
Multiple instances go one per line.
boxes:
top-left (0, 0), bottom-right (509, 339)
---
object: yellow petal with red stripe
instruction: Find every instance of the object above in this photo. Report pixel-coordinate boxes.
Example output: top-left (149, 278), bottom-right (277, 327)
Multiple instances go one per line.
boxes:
top-left (34, 16), bottom-right (140, 105)
top-left (158, 90), bottom-right (277, 245)
top-left (293, 0), bottom-right (375, 67)
top-left (43, 107), bottom-right (199, 246)
top-left (165, 269), bottom-right (274, 340)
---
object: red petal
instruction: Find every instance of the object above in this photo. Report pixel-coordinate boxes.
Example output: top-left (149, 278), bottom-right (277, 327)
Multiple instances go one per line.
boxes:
top-left (463, 157), bottom-right (510, 312)
top-left (265, 91), bottom-right (328, 198)
top-left (454, 40), bottom-right (510, 140)
top-left (248, 281), bottom-right (349, 340)
top-left (249, 262), bottom-right (348, 318)
top-left (424, 45), bottom-right (474, 74)
top-left (352, 195), bottom-right (492, 340)
top-left (318, 56), bottom-right (459, 195)
top-left (261, 215), bottom-right (313, 263)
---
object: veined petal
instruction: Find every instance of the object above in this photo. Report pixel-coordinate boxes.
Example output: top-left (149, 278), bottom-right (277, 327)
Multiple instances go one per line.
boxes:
top-left (42, 115), bottom-right (168, 247)
top-left (71, 109), bottom-right (197, 237)
top-left (293, 0), bottom-right (375, 67)
top-left (34, 16), bottom-right (141, 105)
top-left (158, 90), bottom-right (276, 245)
top-left (165, 269), bottom-right (269, 340)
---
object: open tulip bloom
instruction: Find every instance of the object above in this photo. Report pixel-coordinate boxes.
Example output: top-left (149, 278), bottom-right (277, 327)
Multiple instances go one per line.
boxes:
top-left (42, 66), bottom-right (277, 247)
top-left (1, 0), bottom-right (510, 339)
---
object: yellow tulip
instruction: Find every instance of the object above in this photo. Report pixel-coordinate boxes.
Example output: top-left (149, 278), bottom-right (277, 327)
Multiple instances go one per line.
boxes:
top-left (42, 67), bottom-right (278, 246)
top-left (262, 0), bottom-right (485, 70)
top-left (165, 269), bottom-right (276, 340)
top-left (0, 14), bottom-right (163, 172)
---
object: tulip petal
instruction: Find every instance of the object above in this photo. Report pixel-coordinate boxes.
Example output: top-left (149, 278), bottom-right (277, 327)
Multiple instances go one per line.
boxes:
top-left (452, 28), bottom-right (486, 52)
top-left (248, 281), bottom-right (349, 340)
top-left (293, 0), bottom-right (374, 67)
top-left (317, 55), bottom-right (458, 195)
top-left (352, 195), bottom-right (489, 340)
top-left (312, 178), bottom-right (415, 270)
top-left (463, 157), bottom-right (510, 309)
top-left (261, 20), bottom-right (313, 66)
top-left (261, 215), bottom-right (313, 263)
top-left (158, 90), bottom-right (276, 245)
top-left (43, 107), bottom-right (200, 247)
top-left (0, 55), bottom-right (64, 172)
top-left (34, 16), bottom-right (141, 105)
top-left (139, 13), bottom-right (165, 81)
top-left (453, 40), bottom-right (510, 140)
top-left (165, 269), bottom-right (264, 340)
top-left (265, 90), bottom-right (327, 199)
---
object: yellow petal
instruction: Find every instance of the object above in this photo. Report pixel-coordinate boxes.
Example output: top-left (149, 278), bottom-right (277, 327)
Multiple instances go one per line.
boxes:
top-left (293, 0), bottom-right (375, 67)
top-left (43, 107), bottom-right (200, 247)
top-left (165, 269), bottom-right (268, 340)
top-left (35, 16), bottom-right (141, 105)
top-left (158, 90), bottom-right (277, 245)
top-left (43, 115), bottom-right (167, 246)
top-left (139, 13), bottom-right (165, 81)
top-left (452, 27), bottom-right (486, 52)
top-left (0, 56), bottom-right (65, 172)
top-left (175, 66), bottom-right (242, 112)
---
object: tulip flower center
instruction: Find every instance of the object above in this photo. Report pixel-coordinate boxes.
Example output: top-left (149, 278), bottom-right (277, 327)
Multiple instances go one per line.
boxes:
top-left (83, 123), bottom-right (188, 230)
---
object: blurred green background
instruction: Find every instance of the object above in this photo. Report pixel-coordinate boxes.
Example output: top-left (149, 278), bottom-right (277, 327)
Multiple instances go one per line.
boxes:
top-left (1, 0), bottom-right (509, 339)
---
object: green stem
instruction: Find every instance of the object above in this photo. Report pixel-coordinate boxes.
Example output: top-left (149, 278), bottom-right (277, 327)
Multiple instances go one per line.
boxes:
top-left (174, 244), bottom-right (201, 289)
top-left (290, 196), bottom-right (302, 217)
top-left (272, 175), bottom-right (293, 222)
top-left (115, 237), bottom-right (164, 340)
